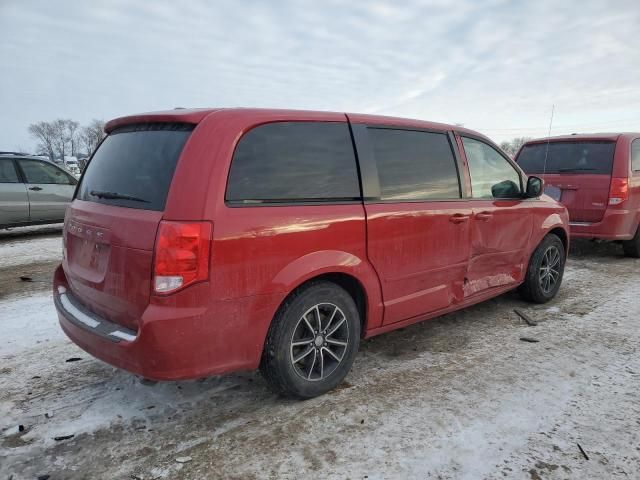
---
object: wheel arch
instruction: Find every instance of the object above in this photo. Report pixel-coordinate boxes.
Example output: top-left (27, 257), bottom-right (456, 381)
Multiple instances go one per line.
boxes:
top-left (548, 226), bottom-right (569, 252)
top-left (522, 214), bottom-right (569, 283)
top-left (288, 272), bottom-right (368, 336)
top-left (536, 212), bottom-right (569, 252)
top-left (267, 250), bottom-right (384, 337)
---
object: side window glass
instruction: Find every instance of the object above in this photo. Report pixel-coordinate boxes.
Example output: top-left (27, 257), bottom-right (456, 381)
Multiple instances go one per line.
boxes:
top-left (226, 122), bottom-right (360, 202)
top-left (368, 128), bottom-right (460, 200)
top-left (17, 160), bottom-right (73, 185)
top-left (462, 137), bottom-right (522, 199)
top-left (632, 139), bottom-right (640, 172)
top-left (0, 160), bottom-right (20, 183)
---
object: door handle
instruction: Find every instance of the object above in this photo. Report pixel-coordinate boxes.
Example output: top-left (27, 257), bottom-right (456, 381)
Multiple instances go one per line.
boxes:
top-left (449, 214), bottom-right (470, 224)
top-left (475, 212), bottom-right (493, 221)
top-left (29, 186), bottom-right (43, 191)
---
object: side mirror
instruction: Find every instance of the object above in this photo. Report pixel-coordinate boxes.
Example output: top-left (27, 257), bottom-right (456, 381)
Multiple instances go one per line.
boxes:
top-left (525, 176), bottom-right (544, 198)
top-left (491, 180), bottom-right (521, 199)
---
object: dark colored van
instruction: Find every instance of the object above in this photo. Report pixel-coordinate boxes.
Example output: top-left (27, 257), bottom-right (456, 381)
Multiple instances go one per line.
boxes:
top-left (54, 108), bottom-right (569, 398)
top-left (516, 133), bottom-right (640, 256)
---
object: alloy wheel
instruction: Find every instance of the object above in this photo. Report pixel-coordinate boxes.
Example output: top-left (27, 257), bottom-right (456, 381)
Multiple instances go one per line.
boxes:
top-left (289, 303), bottom-right (349, 382)
top-left (539, 245), bottom-right (561, 294)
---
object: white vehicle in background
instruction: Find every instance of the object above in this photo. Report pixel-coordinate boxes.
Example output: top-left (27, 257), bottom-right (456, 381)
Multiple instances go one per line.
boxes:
top-left (63, 156), bottom-right (81, 178)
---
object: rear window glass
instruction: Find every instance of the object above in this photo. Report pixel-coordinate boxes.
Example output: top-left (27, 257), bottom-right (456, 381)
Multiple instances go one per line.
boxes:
top-left (368, 128), bottom-right (460, 200)
top-left (77, 123), bottom-right (193, 211)
top-left (516, 141), bottom-right (615, 174)
top-left (226, 122), bottom-right (360, 203)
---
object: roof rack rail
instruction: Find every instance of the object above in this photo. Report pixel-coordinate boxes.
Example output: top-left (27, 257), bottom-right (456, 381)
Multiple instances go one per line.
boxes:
top-left (0, 151), bottom-right (31, 156)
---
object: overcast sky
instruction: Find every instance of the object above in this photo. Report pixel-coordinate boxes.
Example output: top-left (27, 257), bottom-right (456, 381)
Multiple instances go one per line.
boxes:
top-left (1, 0), bottom-right (639, 151)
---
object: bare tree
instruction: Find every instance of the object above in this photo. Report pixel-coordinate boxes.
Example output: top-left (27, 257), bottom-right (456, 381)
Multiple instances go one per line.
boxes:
top-left (28, 121), bottom-right (57, 160)
top-left (51, 119), bottom-right (68, 160)
top-left (79, 119), bottom-right (106, 156)
top-left (64, 120), bottom-right (80, 157)
top-left (29, 118), bottom-right (105, 162)
top-left (499, 137), bottom-right (532, 157)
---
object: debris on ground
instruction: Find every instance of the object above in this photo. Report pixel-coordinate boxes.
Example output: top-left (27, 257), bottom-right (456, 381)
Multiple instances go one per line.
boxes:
top-left (175, 456), bottom-right (192, 463)
top-left (514, 308), bottom-right (538, 326)
top-left (53, 434), bottom-right (75, 441)
top-left (519, 337), bottom-right (540, 343)
top-left (65, 357), bottom-right (82, 363)
top-left (19, 275), bottom-right (50, 283)
top-left (577, 443), bottom-right (590, 460)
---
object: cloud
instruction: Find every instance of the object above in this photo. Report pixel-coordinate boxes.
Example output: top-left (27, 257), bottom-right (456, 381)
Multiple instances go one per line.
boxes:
top-left (1, 0), bottom-right (639, 150)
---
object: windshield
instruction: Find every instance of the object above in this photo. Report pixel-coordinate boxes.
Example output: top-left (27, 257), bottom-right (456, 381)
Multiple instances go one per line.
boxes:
top-left (76, 123), bottom-right (193, 211)
top-left (516, 141), bottom-right (615, 175)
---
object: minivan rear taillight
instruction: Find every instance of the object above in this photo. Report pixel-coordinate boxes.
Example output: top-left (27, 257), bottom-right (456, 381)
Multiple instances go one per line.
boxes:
top-left (608, 178), bottom-right (629, 206)
top-left (153, 221), bottom-right (212, 294)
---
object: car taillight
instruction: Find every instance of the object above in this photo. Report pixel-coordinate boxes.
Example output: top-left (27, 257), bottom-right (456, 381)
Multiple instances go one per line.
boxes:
top-left (608, 178), bottom-right (629, 206)
top-left (153, 221), bottom-right (212, 294)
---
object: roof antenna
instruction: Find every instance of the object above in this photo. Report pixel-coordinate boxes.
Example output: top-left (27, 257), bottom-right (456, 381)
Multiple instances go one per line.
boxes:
top-left (542, 104), bottom-right (555, 176)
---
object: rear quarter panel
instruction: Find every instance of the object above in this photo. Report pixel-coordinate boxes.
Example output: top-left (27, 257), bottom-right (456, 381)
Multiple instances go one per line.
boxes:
top-left (171, 110), bottom-right (384, 370)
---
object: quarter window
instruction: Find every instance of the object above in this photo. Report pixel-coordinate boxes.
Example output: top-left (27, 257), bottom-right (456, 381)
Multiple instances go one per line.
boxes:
top-left (226, 122), bottom-right (360, 203)
top-left (17, 159), bottom-right (74, 185)
top-left (632, 139), bottom-right (640, 171)
top-left (0, 160), bottom-right (20, 183)
top-left (462, 137), bottom-right (522, 199)
top-left (368, 128), bottom-right (460, 201)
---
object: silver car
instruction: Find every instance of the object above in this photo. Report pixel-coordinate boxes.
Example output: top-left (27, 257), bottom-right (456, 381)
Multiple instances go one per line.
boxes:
top-left (0, 153), bottom-right (77, 228)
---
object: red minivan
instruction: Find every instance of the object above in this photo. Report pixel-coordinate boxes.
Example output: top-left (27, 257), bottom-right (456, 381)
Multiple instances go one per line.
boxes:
top-left (516, 133), bottom-right (640, 256)
top-left (54, 108), bottom-right (569, 398)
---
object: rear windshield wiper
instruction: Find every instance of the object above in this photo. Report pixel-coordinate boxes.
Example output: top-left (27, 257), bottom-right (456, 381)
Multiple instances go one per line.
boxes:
top-left (557, 167), bottom-right (597, 172)
top-left (90, 190), bottom-right (149, 203)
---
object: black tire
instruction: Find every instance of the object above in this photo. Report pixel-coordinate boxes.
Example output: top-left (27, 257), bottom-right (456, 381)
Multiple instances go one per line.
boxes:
top-left (622, 226), bottom-right (640, 258)
top-left (520, 233), bottom-right (566, 304)
top-left (260, 281), bottom-right (361, 399)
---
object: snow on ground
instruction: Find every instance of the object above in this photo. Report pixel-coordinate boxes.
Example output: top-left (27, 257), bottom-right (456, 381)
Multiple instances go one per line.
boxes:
top-left (1, 293), bottom-right (62, 356)
top-left (0, 235), bottom-right (62, 269)
top-left (0, 231), bottom-right (639, 479)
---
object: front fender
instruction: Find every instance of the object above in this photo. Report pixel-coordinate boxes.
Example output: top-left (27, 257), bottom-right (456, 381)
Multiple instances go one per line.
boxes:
top-left (269, 250), bottom-right (384, 331)
top-left (541, 212), bottom-right (567, 231)
top-left (531, 211), bottom-right (570, 253)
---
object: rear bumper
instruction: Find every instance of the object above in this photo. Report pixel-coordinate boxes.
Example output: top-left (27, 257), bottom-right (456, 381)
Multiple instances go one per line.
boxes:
top-left (54, 265), bottom-right (280, 380)
top-left (569, 208), bottom-right (637, 240)
top-left (55, 286), bottom-right (137, 343)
